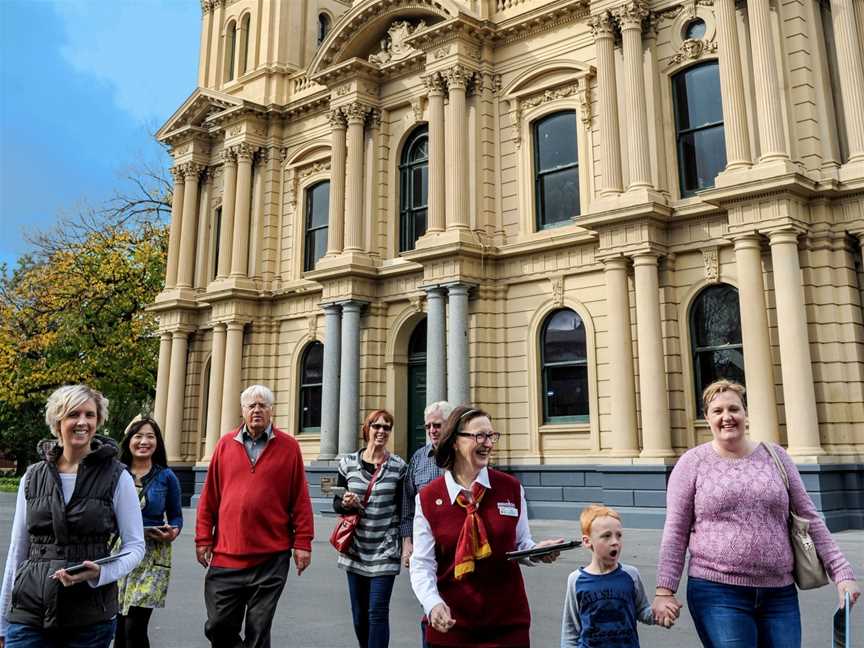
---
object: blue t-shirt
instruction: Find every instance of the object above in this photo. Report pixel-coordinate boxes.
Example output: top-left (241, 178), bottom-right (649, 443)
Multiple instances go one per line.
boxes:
top-left (560, 563), bottom-right (653, 648)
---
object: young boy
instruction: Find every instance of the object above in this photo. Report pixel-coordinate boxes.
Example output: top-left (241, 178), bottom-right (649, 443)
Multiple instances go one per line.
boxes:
top-left (560, 504), bottom-right (661, 647)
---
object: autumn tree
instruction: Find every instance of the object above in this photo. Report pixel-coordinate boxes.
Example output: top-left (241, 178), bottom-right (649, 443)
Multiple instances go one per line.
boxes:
top-left (0, 166), bottom-right (171, 471)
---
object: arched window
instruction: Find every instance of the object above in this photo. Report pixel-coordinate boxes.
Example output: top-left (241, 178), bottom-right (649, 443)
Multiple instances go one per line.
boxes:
top-left (225, 20), bottom-right (237, 82)
top-left (239, 14), bottom-right (251, 75)
top-left (304, 181), bottom-right (330, 272)
top-left (672, 61), bottom-right (726, 197)
top-left (533, 111), bottom-right (579, 230)
top-left (299, 342), bottom-right (323, 433)
top-left (317, 13), bottom-right (331, 47)
top-left (690, 284), bottom-right (745, 415)
top-left (541, 309), bottom-right (588, 423)
top-left (399, 126), bottom-right (428, 252)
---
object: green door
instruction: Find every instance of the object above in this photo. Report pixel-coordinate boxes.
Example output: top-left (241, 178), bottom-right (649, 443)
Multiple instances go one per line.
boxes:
top-left (407, 320), bottom-right (427, 457)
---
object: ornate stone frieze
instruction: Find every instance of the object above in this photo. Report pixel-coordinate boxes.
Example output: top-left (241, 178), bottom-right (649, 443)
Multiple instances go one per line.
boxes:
top-left (667, 38), bottom-right (718, 67)
top-left (298, 161), bottom-right (331, 180)
top-left (421, 71), bottom-right (447, 96)
top-left (702, 246), bottom-right (720, 282)
top-left (512, 83), bottom-right (582, 149)
top-left (368, 20), bottom-right (427, 67)
top-left (474, 72), bottom-right (502, 97)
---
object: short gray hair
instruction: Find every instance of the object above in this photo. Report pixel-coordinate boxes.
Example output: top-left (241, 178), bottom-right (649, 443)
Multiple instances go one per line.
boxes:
top-left (424, 400), bottom-right (453, 421)
top-left (44, 385), bottom-right (109, 436)
top-left (240, 384), bottom-right (274, 408)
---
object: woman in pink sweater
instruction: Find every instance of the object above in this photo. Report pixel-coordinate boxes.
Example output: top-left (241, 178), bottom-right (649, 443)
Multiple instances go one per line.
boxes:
top-left (652, 379), bottom-right (859, 647)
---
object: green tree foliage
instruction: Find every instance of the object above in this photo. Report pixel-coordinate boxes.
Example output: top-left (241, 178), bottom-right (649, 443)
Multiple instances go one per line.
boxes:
top-left (0, 168), bottom-right (171, 472)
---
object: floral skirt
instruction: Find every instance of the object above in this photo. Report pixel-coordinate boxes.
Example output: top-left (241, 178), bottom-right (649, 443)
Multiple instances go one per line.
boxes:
top-left (116, 538), bottom-right (172, 614)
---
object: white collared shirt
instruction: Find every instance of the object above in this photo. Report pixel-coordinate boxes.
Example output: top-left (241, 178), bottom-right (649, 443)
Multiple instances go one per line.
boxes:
top-left (408, 467), bottom-right (536, 615)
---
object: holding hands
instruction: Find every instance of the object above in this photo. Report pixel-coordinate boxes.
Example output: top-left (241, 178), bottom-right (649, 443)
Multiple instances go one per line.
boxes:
top-left (429, 602), bottom-right (456, 634)
top-left (651, 590), bottom-right (682, 628)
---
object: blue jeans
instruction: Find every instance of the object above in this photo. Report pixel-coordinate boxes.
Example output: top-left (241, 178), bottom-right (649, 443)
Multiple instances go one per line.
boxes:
top-left (5, 619), bottom-right (116, 648)
top-left (687, 576), bottom-right (801, 648)
top-left (346, 571), bottom-right (396, 648)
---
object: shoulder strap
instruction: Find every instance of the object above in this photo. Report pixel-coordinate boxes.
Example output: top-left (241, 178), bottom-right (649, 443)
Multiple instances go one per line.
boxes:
top-left (761, 441), bottom-right (789, 490)
top-left (361, 454), bottom-right (389, 506)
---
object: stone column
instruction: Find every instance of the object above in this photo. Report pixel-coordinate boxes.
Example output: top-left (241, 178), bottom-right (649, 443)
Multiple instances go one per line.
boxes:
top-left (177, 164), bottom-right (203, 288)
top-left (338, 301), bottom-right (363, 455)
top-left (633, 254), bottom-right (674, 457)
top-left (326, 109), bottom-right (347, 256)
top-left (220, 322), bottom-right (244, 434)
top-left (164, 330), bottom-right (189, 463)
top-left (203, 323), bottom-right (227, 461)
top-left (603, 257), bottom-right (639, 455)
top-left (217, 148), bottom-right (237, 278)
top-left (165, 168), bottom-right (185, 288)
top-left (732, 235), bottom-right (779, 441)
top-left (446, 284), bottom-right (470, 406)
top-left (715, 0), bottom-right (752, 170)
top-left (344, 103), bottom-right (367, 253)
top-left (591, 12), bottom-right (624, 196)
top-left (426, 287), bottom-right (447, 404)
top-left (319, 303), bottom-right (342, 460)
top-left (831, 0), bottom-right (864, 162)
top-left (154, 332), bottom-right (172, 428)
top-left (748, 0), bottom-right (790, 162)
top-left (230, 144), bottom-right (255, 277)
top-left (445, 67), bottom-right (471, 231)
top-left (424, 73), bottom-right (446, 234)
top-left (767, 230), bottom-right (823, 455)
top-left (615, 1), bottom-right (652, 190)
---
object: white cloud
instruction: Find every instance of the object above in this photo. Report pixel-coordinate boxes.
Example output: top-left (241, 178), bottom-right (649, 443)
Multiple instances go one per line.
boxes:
top-left (54, 0), bottom-right (200, 125)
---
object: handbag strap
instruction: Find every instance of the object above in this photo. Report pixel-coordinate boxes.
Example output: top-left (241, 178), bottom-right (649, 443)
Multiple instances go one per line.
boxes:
top-left (360, 453), bottom-right (388, 507)
top-left (761, 441), bottom-right (801, 517)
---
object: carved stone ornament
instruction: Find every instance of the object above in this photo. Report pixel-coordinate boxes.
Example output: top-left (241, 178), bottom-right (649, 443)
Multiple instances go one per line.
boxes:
top-left (221, 147), bottom-right (237, 165)
top-left (513, 82), bottom-right (582, 148)
top-left (422, 71), bottom-right (447, 96)
top-left (589, 11), bottom-right (616, 39)
top-left (307, 315), bottom-right (318, 339)
top-left (445, 65), bottom-right (474, 91)
top-left (298, 160), bottom-right (332, 180)
top-left (368, 108), bottom-right (382, 129)
top-left (409, 294), bottom-right (424, 313)
top-left (328, 108), bottom-right (347, 129)
top-left (550, 275), bottom-right (565, 307)
top-left (368, 20), bottom-right (427, 66)
top-left (410, 97), bottom-right (424, 122)
top-left (433, 45), bottom-right (452, 60)
top-left (668, 38), bottom-right (717, 67)
top-left (343, 102), bottom-right (370, 125)
top-left (474, 73), bottom-right (502, 97)
top-left (577, 80), bottom-right (592, 127)
top-left (702, 246), bottom-right (719, 283)
top-left (235, 143), bottom-right (259, 161)
top-left (179, 162), bottom-right (206, 181)
top-left (613, 1), bottom-right (649, 30)
top-left (200, 0), bottom-right (225, 14)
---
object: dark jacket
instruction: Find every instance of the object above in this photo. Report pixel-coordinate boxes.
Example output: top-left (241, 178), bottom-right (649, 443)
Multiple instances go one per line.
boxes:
top-left (136, 464), bottom-right (183, 529)
top-left (8, 435), bottom-right (125, 629)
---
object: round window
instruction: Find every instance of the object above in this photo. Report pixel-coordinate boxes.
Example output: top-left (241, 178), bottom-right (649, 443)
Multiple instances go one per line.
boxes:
top-left (685, 18), bottom-right (706, 40)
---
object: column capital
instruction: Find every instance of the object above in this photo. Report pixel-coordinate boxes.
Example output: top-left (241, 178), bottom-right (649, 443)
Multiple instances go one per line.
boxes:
top-left (221, 146), bottom-right (238, 165)
top-left (602, 255), bottom-right (631, 271)
top-left (444, 65), bottom-right (474, 92)
top-left (328, 108), bottom-right (347, 129)
top-left (766, 227), bottom-right (805, 245)
top-left (444, 282), bottom-right (474, 297)
top-left (337, 299), bottom-right (368, 313)
top-left (225, 320), bottom-right (247, 332)
top-left (421, 71), bottom-right (447, 97)
top-left (730, 232), bottom-right (764, 249)
top-left (233, 143), bottom-right (260, 162)
top-left (343, 101), bottom-right (372, 126)
top-left (424, 285), bottom-right (447, 297)
top-left (178, 161), bottom-right (206, 182)
top-left (170, 166), bottom-right (187, 184)
top-left (589, 11), bottom-right (616, 39)
top-left (631, 252), bottom-right (661, 267)
top-left (613, 1), bottom-right (649, 30)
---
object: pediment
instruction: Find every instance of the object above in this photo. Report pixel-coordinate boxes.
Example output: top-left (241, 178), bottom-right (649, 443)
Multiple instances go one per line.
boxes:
top-left (503, 59), bottom-right (595, 100)
top-left (156, 88), bottom-right (243, 143)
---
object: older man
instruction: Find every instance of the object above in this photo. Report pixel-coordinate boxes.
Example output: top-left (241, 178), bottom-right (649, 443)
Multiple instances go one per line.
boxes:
top-left (195, 384), bottom-right (314, 648)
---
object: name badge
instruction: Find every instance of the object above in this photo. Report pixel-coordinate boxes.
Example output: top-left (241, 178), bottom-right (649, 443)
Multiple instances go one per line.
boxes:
top-left (498, 502), bottom-right (518, 517)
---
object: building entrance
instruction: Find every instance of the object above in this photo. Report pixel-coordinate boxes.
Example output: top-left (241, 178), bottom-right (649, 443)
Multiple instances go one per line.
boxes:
top-left (407, 319), bottom-right (427, 457)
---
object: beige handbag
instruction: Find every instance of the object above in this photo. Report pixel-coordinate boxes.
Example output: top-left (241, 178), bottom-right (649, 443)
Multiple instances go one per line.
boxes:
top-left (761, 442), bottom-right (829, 590)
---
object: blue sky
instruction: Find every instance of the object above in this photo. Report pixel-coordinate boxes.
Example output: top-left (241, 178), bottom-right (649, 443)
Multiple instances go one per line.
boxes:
top-left (0, 0), bottom-right (201, 271)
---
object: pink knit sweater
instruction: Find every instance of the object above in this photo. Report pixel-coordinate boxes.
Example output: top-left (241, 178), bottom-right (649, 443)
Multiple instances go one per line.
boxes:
top-left (656, 442), bottom-right (856, 591)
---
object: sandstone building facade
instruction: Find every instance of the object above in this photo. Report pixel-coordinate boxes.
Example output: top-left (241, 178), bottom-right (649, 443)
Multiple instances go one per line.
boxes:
top-left (153, 0), bottom-right (864, 528)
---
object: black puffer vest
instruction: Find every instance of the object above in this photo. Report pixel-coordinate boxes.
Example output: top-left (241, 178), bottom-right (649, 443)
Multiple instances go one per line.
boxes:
top-left (8, 435), bottom-right (124, 629)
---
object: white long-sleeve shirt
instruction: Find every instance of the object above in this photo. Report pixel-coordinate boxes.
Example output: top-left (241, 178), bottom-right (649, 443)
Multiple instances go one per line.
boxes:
top-left (409, 467), bottom-right (536, 615)
top-left (0, 470), bottom-right (145, 637)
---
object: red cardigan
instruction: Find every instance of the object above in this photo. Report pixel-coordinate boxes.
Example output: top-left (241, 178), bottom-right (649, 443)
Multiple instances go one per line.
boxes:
top-left (195, 425), bottom-right (315, 568)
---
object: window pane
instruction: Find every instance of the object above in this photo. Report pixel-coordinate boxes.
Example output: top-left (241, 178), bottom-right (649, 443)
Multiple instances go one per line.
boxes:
top-left (692, 285), bottom-right (741, 348)
top-left (312, 230), bottom-right (327, 266)
top-left (674, 63), bottom-right (723, 130)
top-left (302, 343), bottom-right (323, 383)
top-left (539, 167), bottom-right (579, 226)
top-left (308, 182), bottom-right (330, 228)
top-left (543, 310), bottom-right (586, 363)
top-left (535, 112), bottom-right (578, 171)
top-left (300, 386), bottom-right (322, 430)
top-left (695, 348), bottom-right (746, 400)
top-left (411, 137), bottom-right (428, 162)
top-left (412, 166), bottom-right (428, 208)
top-left (413, 210), bottom-right (427, 243)
top-left (545, 365), bottom-right (589, 418)
top-left (685, 19), bottom-right (706, 40)
top-left (679, 126), bottom-right (727, 193)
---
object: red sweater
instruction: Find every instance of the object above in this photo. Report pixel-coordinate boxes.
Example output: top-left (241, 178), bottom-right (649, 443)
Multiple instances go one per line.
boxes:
top-left (420, 469), bottom-right (530, 647)
top-left (195, 425), bottom-right (315, 568)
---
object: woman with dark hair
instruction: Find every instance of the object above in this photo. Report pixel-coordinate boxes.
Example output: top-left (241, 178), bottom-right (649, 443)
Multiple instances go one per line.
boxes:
top-left (114, 418), bottom-right (183, 648)
top-left (409, 405), bottom-right (563, 648)
top-left (333, 409), bottom-right (407, 648)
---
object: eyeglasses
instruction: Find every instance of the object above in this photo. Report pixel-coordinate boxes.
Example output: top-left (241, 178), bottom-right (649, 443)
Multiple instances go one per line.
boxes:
top-left (456, 431), bottom-right (501, 444)
top-left (424, 422), bottom-right (443, 430)
top-left (370, 423), bottom-right (392, 432)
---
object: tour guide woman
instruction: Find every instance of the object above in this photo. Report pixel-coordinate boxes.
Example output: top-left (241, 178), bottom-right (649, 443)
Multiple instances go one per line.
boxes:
top-left (652, 379), bottom-right (859, 647)
top-left (114, 417), bottom-right (183, 648)
top-left (0, 385), bottom-right (145, 648)
top-left (409, 405), bottom-right (563, 647)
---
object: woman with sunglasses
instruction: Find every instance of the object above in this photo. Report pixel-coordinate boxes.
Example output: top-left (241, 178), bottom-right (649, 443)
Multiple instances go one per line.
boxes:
top-left (333, 409), bottom-right (407, 648)
top-left (409, 405), bottom-right (564, 648)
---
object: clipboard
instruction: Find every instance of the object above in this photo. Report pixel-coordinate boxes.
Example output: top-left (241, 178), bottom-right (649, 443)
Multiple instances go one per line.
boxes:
top-left (505, 539), bottom-right (581, 561)
top-left (832, 592), bottom-right (852, 648)
top-left (64, 551), bottom-right (132, 575)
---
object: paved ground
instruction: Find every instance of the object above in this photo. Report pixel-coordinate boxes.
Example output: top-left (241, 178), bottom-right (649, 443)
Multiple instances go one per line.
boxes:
top-left (0, 492), bottom-right (861, 647)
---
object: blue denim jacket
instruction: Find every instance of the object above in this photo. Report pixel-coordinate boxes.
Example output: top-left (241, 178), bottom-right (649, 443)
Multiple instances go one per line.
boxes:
top-left (136, 465), bottom-right (183, 528)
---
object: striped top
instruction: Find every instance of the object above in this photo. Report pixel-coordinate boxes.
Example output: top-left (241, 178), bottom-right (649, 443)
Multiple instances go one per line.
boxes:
top-left (335, 451), bottom-right (408, 577)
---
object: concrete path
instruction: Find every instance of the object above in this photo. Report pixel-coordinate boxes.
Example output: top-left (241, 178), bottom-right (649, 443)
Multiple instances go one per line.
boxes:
top-left (0, 493), bottom-right (861, 647)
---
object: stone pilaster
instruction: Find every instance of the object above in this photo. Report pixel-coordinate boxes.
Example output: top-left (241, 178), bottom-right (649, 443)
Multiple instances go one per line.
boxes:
top-left (767, 229), bottom-right (823, 456)
top-left (446, 283), bottom-right (471, 406)
top-left (220, 322), bottom-right (244, 434)
top-left (603, 257), bottom-right (639, 456)
top-left (320, 303), bottom-right (342, 460)
top-left (165, 168), bottom-right (186, 288)
top-left (424, 73), bottom-right (446, 235)
top-left (326, 109), bottom-right (347, 256)
top-left (633, 254), bottom-right (674, 457)
top-left (344, 102), bottom-right (369, 253)
top-left (230, 144), bottom-right (256, 277)
top-left (445, 66), bottom-right (472, 230)
top-left (203, 323), bottom-right (226, 461)
top-left (338, 301), bottom-right (364, 455)
top-left (715, 0), bottom-right (752, 172)
top-left (591, 12), bottom-right (624, 196)
top-left (164, 329), bottom-right (189, 462)
top-left (748, 0), bottom-right (790, 163)
top-left (177, 163), bottom-right (204, 288)
top-left (831, 0), bottom-right (864, 163)
top-left (217, 148), bottom-right (237, 278)
top-left (732, 235), bottom-right (779, 441)
top-left (426, 287), bottom-right (447, 404)
top-left (154, 332), bottom-right (172, 428)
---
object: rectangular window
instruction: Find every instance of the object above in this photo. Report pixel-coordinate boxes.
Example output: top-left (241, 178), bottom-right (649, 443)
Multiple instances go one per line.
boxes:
top-left (533, 111), bottom-right (579, 230)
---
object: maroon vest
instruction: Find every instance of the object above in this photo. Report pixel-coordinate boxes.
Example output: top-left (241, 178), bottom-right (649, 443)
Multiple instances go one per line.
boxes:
top-left (420, 469), bottom-right (531, 647)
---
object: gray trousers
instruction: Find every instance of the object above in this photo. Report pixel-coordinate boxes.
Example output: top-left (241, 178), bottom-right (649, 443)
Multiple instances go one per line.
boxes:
top-left (204, 551), bottom-right (291, 648)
